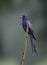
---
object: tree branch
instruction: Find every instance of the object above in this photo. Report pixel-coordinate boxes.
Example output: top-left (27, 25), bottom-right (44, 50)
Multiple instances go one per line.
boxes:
top-left (20, 24), bottom-right (29, 65)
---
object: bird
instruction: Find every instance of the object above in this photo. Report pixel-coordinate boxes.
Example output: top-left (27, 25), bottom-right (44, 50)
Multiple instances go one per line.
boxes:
top-left (20, 15), bottom-right (38, 56)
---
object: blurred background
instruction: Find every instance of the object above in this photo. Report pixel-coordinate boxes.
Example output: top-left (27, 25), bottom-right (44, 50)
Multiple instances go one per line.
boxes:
top-left (0, 0), bottom-right (47, 65)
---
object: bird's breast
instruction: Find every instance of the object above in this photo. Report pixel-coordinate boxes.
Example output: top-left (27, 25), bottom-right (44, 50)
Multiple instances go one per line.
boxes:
top-left (22, 21), bottom-right (33, 34)
top-left (22, 21), bottom-right (27, 32)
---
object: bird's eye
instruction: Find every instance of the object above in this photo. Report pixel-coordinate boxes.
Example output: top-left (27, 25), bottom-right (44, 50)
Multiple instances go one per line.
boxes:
top-left (22, 16), bottom-right (25, 19)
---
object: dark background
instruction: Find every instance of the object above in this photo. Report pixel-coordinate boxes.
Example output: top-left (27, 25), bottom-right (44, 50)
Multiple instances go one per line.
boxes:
top-left (0, 0), bottom-right (47, 65)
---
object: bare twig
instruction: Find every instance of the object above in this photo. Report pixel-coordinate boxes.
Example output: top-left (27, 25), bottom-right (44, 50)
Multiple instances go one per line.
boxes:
top-left (20, 24), bottom-right (29, 65)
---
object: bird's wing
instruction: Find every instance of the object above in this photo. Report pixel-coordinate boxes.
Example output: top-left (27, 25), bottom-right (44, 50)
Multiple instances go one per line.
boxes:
top-left (26, 20), bottom-right (36, 40)
top-left (26, 20), bottom-right (33, 31)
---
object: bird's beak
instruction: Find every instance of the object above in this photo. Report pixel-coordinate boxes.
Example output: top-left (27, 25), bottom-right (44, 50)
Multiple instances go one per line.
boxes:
top-left (20, 16), bottom-right (22, 18)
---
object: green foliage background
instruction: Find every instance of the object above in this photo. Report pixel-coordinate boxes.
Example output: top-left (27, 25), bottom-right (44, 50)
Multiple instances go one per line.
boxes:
top-left (0, 0), bottom-right (47, 65)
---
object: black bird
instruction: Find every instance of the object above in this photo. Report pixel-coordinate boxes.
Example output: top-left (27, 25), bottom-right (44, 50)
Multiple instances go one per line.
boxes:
top-left (20, 15), bottom-right (38, 56)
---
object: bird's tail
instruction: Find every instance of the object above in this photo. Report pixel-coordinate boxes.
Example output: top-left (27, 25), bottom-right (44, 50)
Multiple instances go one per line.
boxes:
top-left (31, 31), bottom-right (36, 40)
top-left (30, 35), bottom-right (38, 56)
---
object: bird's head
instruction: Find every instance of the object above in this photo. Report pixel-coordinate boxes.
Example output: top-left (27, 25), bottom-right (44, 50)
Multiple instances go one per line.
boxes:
top-left (20, 15), bottom-right (28, 20)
